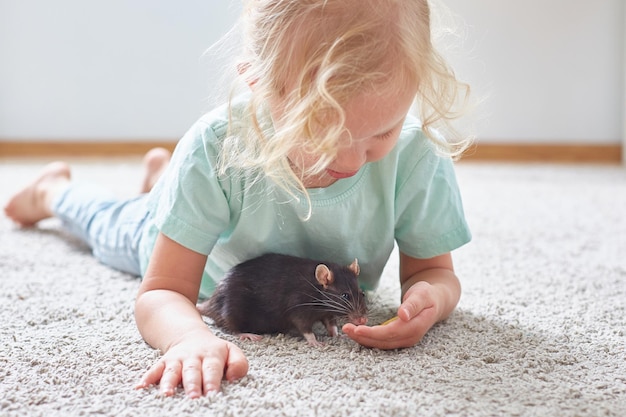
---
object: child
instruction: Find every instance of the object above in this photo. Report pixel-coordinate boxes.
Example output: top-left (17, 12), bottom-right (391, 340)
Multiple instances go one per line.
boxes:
top-left (4, 0), bottom-right (472, 398)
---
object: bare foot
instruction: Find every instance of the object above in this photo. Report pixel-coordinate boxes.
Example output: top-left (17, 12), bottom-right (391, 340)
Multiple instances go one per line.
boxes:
top-left (140, 147), bottom-right (171, 193)
top-left (3, 162), bottom-right (71, 227)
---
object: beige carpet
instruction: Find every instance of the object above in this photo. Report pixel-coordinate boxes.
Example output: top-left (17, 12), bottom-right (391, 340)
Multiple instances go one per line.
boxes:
top-left (1, 159), bottom-right (625, 416)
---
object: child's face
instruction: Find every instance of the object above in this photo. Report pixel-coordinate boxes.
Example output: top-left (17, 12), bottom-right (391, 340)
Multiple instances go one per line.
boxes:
top-left (285, 87), bottom-right (417, 187)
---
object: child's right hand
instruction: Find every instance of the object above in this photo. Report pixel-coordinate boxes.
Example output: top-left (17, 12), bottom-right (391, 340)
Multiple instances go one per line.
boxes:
top-left (136, 329), bottom-right (248, 397)
top-left (135, 233), bottom-right (248, 397)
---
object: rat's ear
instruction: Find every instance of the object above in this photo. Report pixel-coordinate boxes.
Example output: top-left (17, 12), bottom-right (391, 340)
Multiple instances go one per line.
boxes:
top-left (348, 258), bottom-right (360, 276)
top-left (315, 264), bottom-right (334, 288)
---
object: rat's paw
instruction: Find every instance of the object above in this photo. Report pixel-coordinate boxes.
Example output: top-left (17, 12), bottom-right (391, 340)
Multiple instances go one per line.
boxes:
top-left (325, 325), bottom-right (339, 337)
top-left (303, 332), bottom-right (325, 347)
top-left (238, 333), bottom-right (263, 342)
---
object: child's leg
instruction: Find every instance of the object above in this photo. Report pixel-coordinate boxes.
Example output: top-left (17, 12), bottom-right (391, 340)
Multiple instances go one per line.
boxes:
top-left (4, 148), bottom-right (171, 275)
top-left (4, 162), bottom-right (145, 275)
top-left (4, 161), bottom-right (72, 226)
top-left (52, 186), bottom-right (149, 275)
top-left (140, 147), bottom-right (171, 194)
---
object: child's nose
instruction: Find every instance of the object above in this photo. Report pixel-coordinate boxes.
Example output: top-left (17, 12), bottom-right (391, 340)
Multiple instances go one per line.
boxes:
top-left (335, 145), bottom-right (367, 172)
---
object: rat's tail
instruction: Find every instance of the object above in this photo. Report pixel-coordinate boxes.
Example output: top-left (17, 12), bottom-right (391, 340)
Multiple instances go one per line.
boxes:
top-left (197, 293), bottom-right (228, 328)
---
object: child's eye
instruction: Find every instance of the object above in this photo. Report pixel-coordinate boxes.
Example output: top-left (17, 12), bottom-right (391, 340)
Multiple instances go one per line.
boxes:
top-left (376, 129), bottom-right (395, 140)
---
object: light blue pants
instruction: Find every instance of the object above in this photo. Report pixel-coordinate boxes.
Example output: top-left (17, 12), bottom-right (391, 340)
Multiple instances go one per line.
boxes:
top-left (51, 183), bottom-right (149, 276)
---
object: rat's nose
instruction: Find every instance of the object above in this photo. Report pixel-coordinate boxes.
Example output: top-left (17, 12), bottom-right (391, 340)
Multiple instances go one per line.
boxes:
top-left (352, 316), bottom-right (368, 326)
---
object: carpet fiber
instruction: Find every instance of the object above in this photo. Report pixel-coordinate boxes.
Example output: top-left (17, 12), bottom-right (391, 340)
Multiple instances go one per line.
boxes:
top-left (1, 159), bottom-right (625, 416)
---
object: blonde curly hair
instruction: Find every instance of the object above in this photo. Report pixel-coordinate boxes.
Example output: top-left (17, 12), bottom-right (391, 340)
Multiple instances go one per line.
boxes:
top-left (220, 0), bottom-right (471, 200)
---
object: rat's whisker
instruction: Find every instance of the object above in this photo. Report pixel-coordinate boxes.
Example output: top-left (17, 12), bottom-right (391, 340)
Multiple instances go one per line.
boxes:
top-left (297, 277), bottom-right (350, 308)
top-left (283, 272), bottom-right (365, 320)
top-left (287, 298), bottom-right (354, 317)
top-left (287, 300), bottom-right (348, 315)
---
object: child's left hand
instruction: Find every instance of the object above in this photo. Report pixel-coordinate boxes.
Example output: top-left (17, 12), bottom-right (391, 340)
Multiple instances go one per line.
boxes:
top-left (342, 280), bottom-right (440, 349)
top-left (342, 252), bottom-right (461, 349)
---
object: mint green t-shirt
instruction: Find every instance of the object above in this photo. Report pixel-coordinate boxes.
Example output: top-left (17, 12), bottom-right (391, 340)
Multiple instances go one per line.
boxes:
top-left (138, 96), bottom-right (471, 299)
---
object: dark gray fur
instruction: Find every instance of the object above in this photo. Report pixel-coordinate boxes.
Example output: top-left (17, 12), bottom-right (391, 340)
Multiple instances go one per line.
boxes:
top-left (197, 253), bottom-right (367, 342)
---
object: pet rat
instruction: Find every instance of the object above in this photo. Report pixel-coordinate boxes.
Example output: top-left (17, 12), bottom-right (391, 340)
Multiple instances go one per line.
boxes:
top-left (197, 253), bottom-right (368, 346)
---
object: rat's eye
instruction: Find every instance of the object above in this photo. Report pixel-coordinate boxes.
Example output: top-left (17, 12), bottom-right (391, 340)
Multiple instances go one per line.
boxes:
top-left (341, 293), bottom-right (351, 301)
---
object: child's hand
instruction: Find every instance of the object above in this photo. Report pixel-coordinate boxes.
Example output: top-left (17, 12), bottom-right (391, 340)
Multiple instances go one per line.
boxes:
top-left (342, 280), bottom-right (440, 349)
top-left (135, 234), bottom-right (249, 397)
top-left (136, 329), bottom-right (248, 398)
top-left (343, 252), bottom-right (461, 350)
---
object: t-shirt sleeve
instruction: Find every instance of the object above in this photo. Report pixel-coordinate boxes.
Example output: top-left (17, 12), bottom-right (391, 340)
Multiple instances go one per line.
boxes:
top-left (394, 139), bottom-right (471, 259)
top-left (150, 120), bottom-right (231, 255)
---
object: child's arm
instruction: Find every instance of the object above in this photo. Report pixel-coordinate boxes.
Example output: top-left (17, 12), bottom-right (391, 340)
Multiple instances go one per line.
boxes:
top-left (134, 233), bottom-right (248, 397)
top-left (342, 252), bottom-right (460, 349)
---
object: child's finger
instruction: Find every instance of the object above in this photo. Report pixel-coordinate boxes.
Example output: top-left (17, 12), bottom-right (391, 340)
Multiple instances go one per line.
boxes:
top-left (399, 296), bottom-right (428, 321)
top-left (343, 307), bottom-right (436, 350)
top-left (202, 356), bottom-right (227, 393)
top-left (399, 287), bottom-right (435, 321)
top-left (181, 358), bottom-right (203, 398)
top-left (342, 322), bottom-right (415, 349)
top-left (158, 361), bottom-right (183, 396)
top-left (135, 360), bottom-right (166, 390)
top-left (224, 342), bottom-right (249, 382)
top-left (343, 321), bottom-right (398, 344)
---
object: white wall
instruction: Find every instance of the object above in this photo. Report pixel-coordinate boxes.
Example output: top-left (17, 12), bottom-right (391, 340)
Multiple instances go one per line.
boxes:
top-left (0, 0), bottom-right (240, 140)
top-left (444, 0), bottom-right (624, 144)
top-left (622, 0), bottom-right (626, 161)
top-left (0, 0), bottom-right (624, 144)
